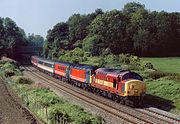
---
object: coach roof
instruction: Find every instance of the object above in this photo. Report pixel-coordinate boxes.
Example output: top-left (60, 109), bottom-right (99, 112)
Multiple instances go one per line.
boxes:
top-left (71, 63), bottom-right (98, 70)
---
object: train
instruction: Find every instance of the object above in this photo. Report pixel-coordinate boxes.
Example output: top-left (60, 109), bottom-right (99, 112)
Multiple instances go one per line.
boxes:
top-left (31, 55), bottom-right (146, 107)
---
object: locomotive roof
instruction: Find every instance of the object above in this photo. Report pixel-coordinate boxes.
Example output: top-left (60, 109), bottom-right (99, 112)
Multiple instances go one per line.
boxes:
top-left (96, 68), bottom-right (129, 74)
top-left (96, 68), bottom-right (143, 80)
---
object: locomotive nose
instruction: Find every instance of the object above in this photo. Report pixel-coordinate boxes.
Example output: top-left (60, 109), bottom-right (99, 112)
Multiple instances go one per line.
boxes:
top-left (125, 80), bottom-right (146, 96)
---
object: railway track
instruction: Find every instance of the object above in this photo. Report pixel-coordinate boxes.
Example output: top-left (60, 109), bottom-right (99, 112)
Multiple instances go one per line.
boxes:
top-left (24, 66), bottom-right (179, 124)
top-left (136, 107), bottom-right (180, 124)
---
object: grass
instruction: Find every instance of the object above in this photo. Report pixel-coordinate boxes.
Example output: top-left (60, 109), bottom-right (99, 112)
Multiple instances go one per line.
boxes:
top-left (141, 57), bottom-right (180, 74)
top-left (145, 78), bottom-right (180, 114)
top-left (141, 57), bottom-right (180, 113)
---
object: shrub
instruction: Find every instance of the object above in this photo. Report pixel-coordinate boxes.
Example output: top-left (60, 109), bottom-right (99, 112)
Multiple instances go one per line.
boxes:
top-left (48, 104), bottom-right (71, 124)
top-left (119, 54), bottom-right (130, 64)
top-left (164, 74), bottom-right (180, 81)
top-left (148, 71), bottom-right (168, 79)
top-left (142, 62), bottom-right (154, 69)
top-left (4, 70), bottom-right (15, 77)
top-left (49, 103), bottom-right (105, 124)
top-left (14, 76), bottom-right (33, 84)
top-left (3, 62), bottom-right (16, 70)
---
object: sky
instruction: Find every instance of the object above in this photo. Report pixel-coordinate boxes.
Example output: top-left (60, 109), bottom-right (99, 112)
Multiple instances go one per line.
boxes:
top-left (0, 0), bottom-right (180, 38)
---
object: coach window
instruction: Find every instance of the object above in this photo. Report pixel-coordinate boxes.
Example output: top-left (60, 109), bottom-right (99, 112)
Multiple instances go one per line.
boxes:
top-left (113, 79), bottom-right (117, 88)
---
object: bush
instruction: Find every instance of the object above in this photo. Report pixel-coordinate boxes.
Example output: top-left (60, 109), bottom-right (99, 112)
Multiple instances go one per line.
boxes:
top-left (48, 104), bottom-right (71, 124)
top-left (148, 71), bottom-right (168, 79)
top-left (48, 103), bottom-right (105, 124)
top-left (4, 70), bottom-right (15, 77)
top-left (142, 62), bottom-right (154, 69)
top-left (0, 61), bottom-right (22, 78)
top-left (119, 54), bottom-right (130, 64)
top-left (164, 74), bottom-right (180, 81)
top-left (14, 76), bottom-right (33, 84)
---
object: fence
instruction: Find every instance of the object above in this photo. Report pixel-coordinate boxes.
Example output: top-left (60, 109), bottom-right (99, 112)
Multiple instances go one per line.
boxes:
top-left (21, 91), bottom-right (69, 124)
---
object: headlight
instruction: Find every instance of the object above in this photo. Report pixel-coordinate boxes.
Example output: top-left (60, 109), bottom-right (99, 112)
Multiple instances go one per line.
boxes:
top-left (135, 90), bottom-right (138, 93)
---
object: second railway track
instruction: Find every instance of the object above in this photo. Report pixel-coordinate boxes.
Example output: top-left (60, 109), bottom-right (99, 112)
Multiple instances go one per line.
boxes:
top-left (23, 65), bottom-right (180, 124)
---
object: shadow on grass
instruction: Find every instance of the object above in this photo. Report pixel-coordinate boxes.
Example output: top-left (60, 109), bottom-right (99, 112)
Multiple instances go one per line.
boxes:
top-left (143, 94), bottom-right (175, 111)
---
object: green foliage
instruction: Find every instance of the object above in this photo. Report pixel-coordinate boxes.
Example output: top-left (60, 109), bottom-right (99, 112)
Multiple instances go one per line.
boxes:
top-left (147, 71), bottom-right (168, 79)
top-left (0, 61), bottom-right (22, 78)
top-left (48, 104), bottom-right (71, 124)
top-left (68, 14), bottom-right (91, 43)
top-left (28, 88), bottom-right (63, 108)
top-left (8, 79), bottom-right (105, 124)
top-left (44, 22), bottom-right (70, 58)
top-left (82, 35), bottom-right (103, 56)
top-left (89, 9), bottom-right (132, 54)
top-left (123, 2), bottom-right (145, 15)
top-left (14, 76), bottom-right (33, 84)
top-left (146, 78), bottom-right (180, 111)
top-left (49, 103), bottom-right (105, 124)
top-left (0, 17), bottom-right (27, 58)
top-left (59, 48), bottom-right (86, 63)
top-left (164, 75), bottom-right (180, 82)
top-left (43, 2), bottom-right (180, 58)
top-left (141, 62), bottom-right (154, 70)
top-left (27, 33), bottom-right (44, 47)
top-left (4, 70), bottom-right (15, 77)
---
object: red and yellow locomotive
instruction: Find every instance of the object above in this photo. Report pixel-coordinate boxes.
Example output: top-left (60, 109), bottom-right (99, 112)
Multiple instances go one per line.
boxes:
top-left (91, 68), bottom-right (146, 106)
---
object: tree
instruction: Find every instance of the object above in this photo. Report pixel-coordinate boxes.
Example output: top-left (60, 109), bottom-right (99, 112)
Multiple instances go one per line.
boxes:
top-left (82, 35), bottom-right (103, 56)
top-left (123, 2), bottom-right (145, 16)
top-left (44, 22), bottom-right (69, 58)
top-left (27, 34), bottom-right (44, 47)
top-left (0, 18), bottom-right (6, 56)
top-left (89, 10), bottom-right (132, 54)
top-left (67, 14), bottom-right (92, 45)
top-left (0, 17), bottom-right (27, 58)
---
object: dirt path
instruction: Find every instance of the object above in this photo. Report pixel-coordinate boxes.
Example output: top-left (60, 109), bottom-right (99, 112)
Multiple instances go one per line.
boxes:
top-left (0, 78), bottom-right (39, 124)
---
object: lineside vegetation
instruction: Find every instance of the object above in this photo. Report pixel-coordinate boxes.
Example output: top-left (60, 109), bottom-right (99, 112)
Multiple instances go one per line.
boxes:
top-left (0, 60), bottom-right (105, 124)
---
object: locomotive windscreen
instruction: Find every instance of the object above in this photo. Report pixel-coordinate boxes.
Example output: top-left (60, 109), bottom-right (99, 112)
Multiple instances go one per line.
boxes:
top-left (122, 72), bottom-right (143, 81)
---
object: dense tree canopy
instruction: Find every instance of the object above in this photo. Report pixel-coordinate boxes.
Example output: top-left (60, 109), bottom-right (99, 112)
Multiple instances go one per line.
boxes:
top-left (43, 2), bottom-right (180, 58)
top-left (27, 34), bottom-right (44, 47)
top-left (0, 17), bottom-right (27, 58)
top-left (89, 10), bottom-right (132, 54)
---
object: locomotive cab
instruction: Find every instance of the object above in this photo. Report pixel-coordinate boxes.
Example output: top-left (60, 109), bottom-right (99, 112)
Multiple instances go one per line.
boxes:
top-left (124, 80), bottom-right (146, 96)
top-left (121, 72), bottom-right (146, 106)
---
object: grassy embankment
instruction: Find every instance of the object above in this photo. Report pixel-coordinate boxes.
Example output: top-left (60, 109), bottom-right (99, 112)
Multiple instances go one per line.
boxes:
top-left (0, 60), bottom-right (105, 124)
top-left (141, 57), bottom-right (180, 114)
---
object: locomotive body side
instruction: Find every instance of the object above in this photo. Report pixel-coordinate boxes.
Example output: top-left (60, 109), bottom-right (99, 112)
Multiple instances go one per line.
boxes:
top-left (91, 68), bottom-right (146, 106)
